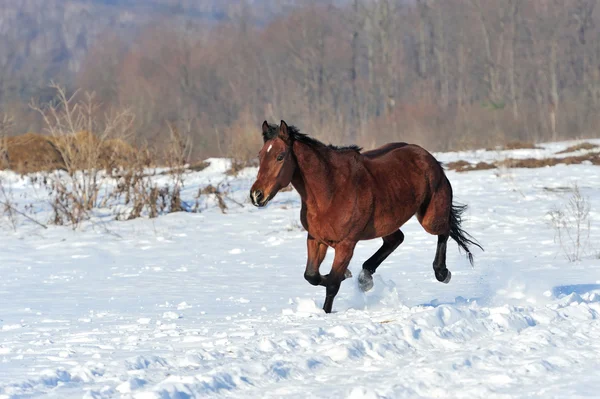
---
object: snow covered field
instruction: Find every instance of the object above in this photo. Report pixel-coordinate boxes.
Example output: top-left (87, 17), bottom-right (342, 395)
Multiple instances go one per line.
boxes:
top-left (1, 140), bottom-right (600, 398)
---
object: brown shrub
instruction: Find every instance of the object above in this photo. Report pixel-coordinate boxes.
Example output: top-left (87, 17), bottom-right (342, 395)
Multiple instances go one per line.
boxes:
top-left (2, 133), bottom-right (65, 174)
top-left (555, 142), bottom-right (599, 154)
top-left (99, 138), bottom-right (139, 170)
top-left (50, 131), bottom-right (148, 172)
top-left (1, 130), bottom-right (151, 176)
top-left (49, 130), bottom-right (102, 171)
top-left (225, 110), bottom-right (263, 174)
top-left (188, 161), bottom-right (209, 172)
top-left (50, 130), bottom-right (100, 148)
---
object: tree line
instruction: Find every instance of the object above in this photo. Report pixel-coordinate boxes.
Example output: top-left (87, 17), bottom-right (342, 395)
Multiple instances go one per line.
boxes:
top-left (1, 0), bottom-right (600, 161)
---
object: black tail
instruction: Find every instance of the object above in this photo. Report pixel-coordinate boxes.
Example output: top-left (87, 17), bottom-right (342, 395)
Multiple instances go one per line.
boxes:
top-left (449, 203), bottom-right (483, 266)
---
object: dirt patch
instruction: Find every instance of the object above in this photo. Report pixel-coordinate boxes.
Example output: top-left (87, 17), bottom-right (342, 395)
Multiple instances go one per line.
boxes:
top-left (449, 151), bottom-right (600, 172)
top-left (446, 160), bottom-right (496, 172)
top-left (499, 152), bottom-right (600, 168)
top-left (555, 142), bottom-right (599, 154)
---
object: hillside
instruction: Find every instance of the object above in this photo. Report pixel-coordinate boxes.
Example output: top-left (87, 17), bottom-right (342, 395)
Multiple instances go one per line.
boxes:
top-left (0, 0), bottom-right (282, 99)
top-left (2, 1), bottom-right (600, 160)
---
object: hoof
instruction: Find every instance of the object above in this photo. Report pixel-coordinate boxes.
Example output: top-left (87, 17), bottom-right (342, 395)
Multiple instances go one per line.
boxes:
top-left (358, 269), bottom-right (374, 292)
top-left (441, 270), bottom-right (452, 284)
top-left (435, 268), bottom-right (452, 284)
top-left (344, 269), bottom-right (353, 279)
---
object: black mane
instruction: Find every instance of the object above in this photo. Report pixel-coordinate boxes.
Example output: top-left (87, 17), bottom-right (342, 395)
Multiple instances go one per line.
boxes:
top-left (262, 123), bottom-right (279, 142)
top-left (263, 123), bottom-right (362, 153)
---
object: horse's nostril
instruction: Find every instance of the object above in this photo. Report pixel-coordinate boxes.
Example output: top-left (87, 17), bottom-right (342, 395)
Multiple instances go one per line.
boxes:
top-left (251, 190), bottom-right (264, 205)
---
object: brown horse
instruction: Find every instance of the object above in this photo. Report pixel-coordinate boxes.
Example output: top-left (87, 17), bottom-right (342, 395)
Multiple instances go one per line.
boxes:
top-left (250, 120), bottom-right (482, 313)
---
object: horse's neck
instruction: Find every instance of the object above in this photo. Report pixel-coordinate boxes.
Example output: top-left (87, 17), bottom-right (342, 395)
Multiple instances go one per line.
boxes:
top-left (291, 141), bottom-right (334, 207)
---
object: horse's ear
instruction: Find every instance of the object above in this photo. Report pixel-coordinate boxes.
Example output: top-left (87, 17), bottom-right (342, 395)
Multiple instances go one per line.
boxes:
top-left (279, 120), bottom-right (291, 144)
top-left (262, 120), bottom-right (270, 142)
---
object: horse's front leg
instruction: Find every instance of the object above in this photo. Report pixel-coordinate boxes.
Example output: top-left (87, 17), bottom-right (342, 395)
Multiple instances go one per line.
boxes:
top-left (322, 241), bottom-right (356, 314)
top-left (304, 234), bottom-right (328, 286)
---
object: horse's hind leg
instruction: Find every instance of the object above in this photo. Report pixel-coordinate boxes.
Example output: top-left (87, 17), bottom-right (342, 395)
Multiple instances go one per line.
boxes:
top-left (358, 230), bottom-right (404, 292)
top-left (418, 181), bottom-right (452, 284)
top-left (433, 234), bottom-right (451, 283)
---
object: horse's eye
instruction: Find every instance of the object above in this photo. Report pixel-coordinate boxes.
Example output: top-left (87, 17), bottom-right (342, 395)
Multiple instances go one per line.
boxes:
top-left (276, 153), bottom-right (285, 161)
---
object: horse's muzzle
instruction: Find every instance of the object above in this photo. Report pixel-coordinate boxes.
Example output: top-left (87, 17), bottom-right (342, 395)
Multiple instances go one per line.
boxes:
top-left (250, 189), bottom-right (267, 207)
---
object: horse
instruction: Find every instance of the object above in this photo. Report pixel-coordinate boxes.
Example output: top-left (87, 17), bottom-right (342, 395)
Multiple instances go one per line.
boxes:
top-left (250, 120), bottom-right (482, 314)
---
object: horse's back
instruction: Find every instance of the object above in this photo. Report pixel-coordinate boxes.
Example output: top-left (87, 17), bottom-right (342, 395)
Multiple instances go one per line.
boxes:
top-left (362, 142), bottom-right (410, 159)
top-left (362, 142), bottom-right (442, 177)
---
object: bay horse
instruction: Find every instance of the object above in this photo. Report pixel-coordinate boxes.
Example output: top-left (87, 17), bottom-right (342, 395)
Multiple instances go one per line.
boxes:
top-left (250, 120), bottom-right (482, 313)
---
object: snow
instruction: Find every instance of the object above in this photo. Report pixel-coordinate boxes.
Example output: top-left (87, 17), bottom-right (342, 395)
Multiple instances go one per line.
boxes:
top-left (435, 138), bottom-right (600, 164)
top-left (1, 140), bottom-right (600, 398)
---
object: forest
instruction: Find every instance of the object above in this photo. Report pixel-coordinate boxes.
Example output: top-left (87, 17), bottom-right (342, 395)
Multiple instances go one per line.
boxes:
top-left (1, 0), bottom-right (599, 161)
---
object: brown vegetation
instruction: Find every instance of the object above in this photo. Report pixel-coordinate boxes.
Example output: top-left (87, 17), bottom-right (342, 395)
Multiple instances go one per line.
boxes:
top-left (555, 142), bottom-right (599, 154)
top-left (1, 131), bottom-right (145, 175)
top-left (448, 152), bottom-right (600, 172)
top-left (499, 153), bottom-right (600, 169)
top-left (100, 139), bottom-right (141, 170)
top-left (445, 160), bottom-right (496, 173)
top-left (0, 86), bottom-right (244, 230)
top-left (2, 133), bottom-right (65, 174)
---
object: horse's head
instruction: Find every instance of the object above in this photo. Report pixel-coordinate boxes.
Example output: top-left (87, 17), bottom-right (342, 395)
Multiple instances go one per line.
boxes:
top-left (250, 120), bottom-right (296, 207)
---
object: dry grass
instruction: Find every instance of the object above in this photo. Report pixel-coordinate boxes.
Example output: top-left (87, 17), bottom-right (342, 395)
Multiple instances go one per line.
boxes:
top-left (99, 138), bottom-right (141, 170)
top-left (199, 184), bottom-right (228, 213)
top-left (1, 132), bottom-right (143, 175)
top-left (0, 130), bottom-right (142, 175)
top-left (555, 142), bottom-right (599, 154)
top-left (188, 161), bottom-right (209, 172)
top-left (2, 133), bottom-right (65, 174)
top-left (109, 126), bottom-right (193, 221)
top-left (27, 84), bottom-right (157, 227)
top-left (30, 86), bottom-right (134, 226)
top-left (548, 184), bottom-right (591, 262)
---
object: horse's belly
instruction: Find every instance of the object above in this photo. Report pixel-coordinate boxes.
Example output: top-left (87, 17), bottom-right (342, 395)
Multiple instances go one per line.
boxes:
top-left (363, 195), bottom-right (418, 239)
top-left (305, 212), bottom-right (365, 247)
